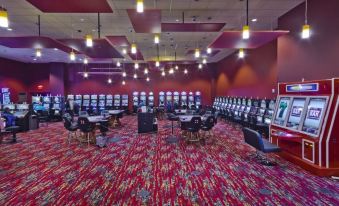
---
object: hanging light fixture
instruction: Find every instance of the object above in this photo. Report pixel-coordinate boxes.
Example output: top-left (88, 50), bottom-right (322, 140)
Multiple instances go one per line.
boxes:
top-left (122, 72), bottom-right (127, 77)
top-left (0, 8), bottom-right (9, 28)
top-left (146, 77), bottom-right (150, 82)
top-left (161, 71), bottom-right (166, 76)
top-left (133, 73), bottom-right (138, 79)
top-left (116, 61), bottom-right (121, 67)
top-left (131, 43), bottom-right (137, 54)
top-left (302, 0), bottom-right (310, 39)
top-left (242, 0), bottom-right (250, 40)
top-left (184, 69), bottom-right (188, 74)
top-left (84, 58), bottom-right (88, 64)
top-left (83, 72), bottom-right (88, 78)
top-left (108, 78), bottom-right (112, 84)
top-left (70, 51), bottom-right (76, 61)
top-left (154, 34), bottom-right (160, 44)
top-left (169, 68), bottom-right (174, 74)
top-left (134, 62), bottom-right (139, 69)
top-left (195, 48), bottom-right (200, 58)
top-left (122, 48), bottom-right (127, 54)
top-left (122, 80), bottom-right (126, 85)
top-left (202, 59), bottom-right (207, 64)
top-left (85, 34), bottom-right (93, 47)
top-left (36, 49), bottom-right (42, 57)
top-left (207, 48), bottom-right (212, 54)
top-left (238, 48), bottom-right (245, 58)
top-left (144, 68), bottom-right (148, 74)
top-left (136, 0), bottom-right (144, 13)
top-left (156, 61), bottom-right (160, 67)
top-left (175, 65), bottom-right (179, 70)
top-left (198, 63), bottom-right (203, 69)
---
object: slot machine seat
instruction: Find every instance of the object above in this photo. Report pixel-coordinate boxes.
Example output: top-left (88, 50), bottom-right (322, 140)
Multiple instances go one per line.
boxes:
top-left (36, 110), bottom-right (49, 127)
top-left (63, 116), bottom-right (78, 144)
top-left (200, 116), bottom-right (215, 141)
top-left (186, 117), bottom-right (202, 143)
top-left (242, 127), bottom-right (281, 166)
top-left (77, 117), bottom-right (95, 146)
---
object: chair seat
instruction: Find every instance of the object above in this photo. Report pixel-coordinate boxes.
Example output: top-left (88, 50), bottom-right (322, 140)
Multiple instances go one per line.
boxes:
top-left (5, 126), bottom-right (20, 132)
top-left (262, 139), bottom-right (281, 153)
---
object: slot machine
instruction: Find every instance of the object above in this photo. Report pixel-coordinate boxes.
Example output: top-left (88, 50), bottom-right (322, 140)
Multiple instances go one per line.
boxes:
top-left (2, 104), bottom-right (15, 113)
top-left (166, 91), bottom-right (173, 106)
top-left (213, 97), bottom-right (217, 109)
top-left (133, 92), bottom-right (139, 113)
top-left (98, 94), bottom-right (106, 111)
top-left (188, 92), bottom-right (195, 108)
top-left (181, 92), bottom-right (188, 107)
top-left (90, 95), bottom-right (98, 112)
top-left (82, 95), bottom-right (90, 111)
top-left (159, 91), bottom-right (165, 107)
top-left (234, 98), bottom-right (242, 117)
top-left (52, 96), bottom-right (62, 111)
top-left (270, 78), bottom-right (339, 176)
top-left (194, 91), bottom-right (202, 108)
top-left (32, 95), bottom-right (42, 109)
top-left (114, 94), bottom-right (121, 109)
top-left (75, 95), bottom-right (82, 107)
top-left (105, 95), bottom-right (113, 110)
top-left (148, 92), bottom-right (154, 107)
top-left (140, 92), bottom-right (147, 106)
top-left (264, 99), bottom-right (276, 125)
top-left (67, 94), bottom-right (74, 101)
top-left (42, 96), bottom-right (51, 111)
top-left (1, 88), bottom-right (11, 105)
top-left (121, 94), bottom-right (129, 110)
top-left (243, 98), bottom-right (252, 122)
top-left (14, 103), bottom-right (30, 131)
top-left (173, 91), bottom-right (179, 109)
top-left (238, 98), bottom-right (247, 118)
top-left (256, 99), bottom-right (268, 124)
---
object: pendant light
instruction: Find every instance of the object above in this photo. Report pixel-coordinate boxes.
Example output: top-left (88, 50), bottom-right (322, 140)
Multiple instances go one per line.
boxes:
top-left (169, 68), bottom-right (174, 74)
top-left (122, 48), bottom-right (127, 54)
top-left (84, 58), bottom-right (88, 64)
top-left (0, 8), bottom-right (9, 28)
top-left (144, 68), bottom-right (148, 74)
top-left (146, 77), bottom-right (150, 82)
top-left (207, 48), bottom-right (212, 54)
top-left (122, 80), bottom-right (126, 85)
top-left (36, 49), bottom-right (42, 57)
top-left (83, 72), bottom-right (88, 78)
top-left (198, 63), bottom-right (203, 69)
top-left (238, 48), bottom-right (245, 58)
top-left (116, 61), bottom-right (121, 67)
top-left (242, 0), bottom-right (250, 40)
top-left (108, 78), bottom-right (112, 84)
top-left (70, 51), bottom-right (76, 61)
top-left (122, 71), bottom-right (127, 77)
top-left (133, 73), bottom-right (138, 79)
top-left (195, 48), bottom-right (200, 58)
top-left (134, 62), bottom-right (139, 69)
top-left (136, 0), bottom-right (144, 13)
top-left (202, 58), bottom-right (207, 64)
top-left (154, 34), bottom-right (160, 44)
top-left (175, 65), bottom-right (179, 70)
top-left (184, 69), bottom-right (188, 74)
top-left (302, 0), bottom-right (311, 39)
top-left (156, 61), bottom-right (160, 67)
top-left (85, 34), bottom-right (93, 47)
top-left (161, 71), bottom-right (166, 76)
top-left (131, 43), bottom-right (137, 54)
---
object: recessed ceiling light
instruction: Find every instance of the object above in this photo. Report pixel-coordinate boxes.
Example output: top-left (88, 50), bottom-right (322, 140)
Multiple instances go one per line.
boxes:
top-left (251, 18), bottom-right (257, 22)
top-left (33, 58), bottom-right (37, 61)
top-left (176, 19), bottom-right (179, 22)
top-left (54, 48), bottom-right (58, 51)
top-left (80, 18), bottom-right (85, 22)
top-left (7, 28), bottom-right (12, 31)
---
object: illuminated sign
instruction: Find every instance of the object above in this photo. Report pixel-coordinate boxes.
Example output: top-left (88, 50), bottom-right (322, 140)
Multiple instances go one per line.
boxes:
top-left (286, 83), bottom-right (319, 92)
top-left (308, 107), bottom-right (322, 120)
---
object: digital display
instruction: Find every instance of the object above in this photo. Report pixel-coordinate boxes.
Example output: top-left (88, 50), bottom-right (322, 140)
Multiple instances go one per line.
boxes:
top-left (257, 116), bottom-right (263, 123)
top-left (3, 104), bottom-right (15, 110)
top-left (302, 98), bottom-right (327, 136)
top-left (264, 118), bottom-right (271, 125)
top-left (259, 108), bottom-right (265, 115)
top-left (274, 97), bottom-right (291, 126)
top-left (245, 107), bottom-right (250, 113)
top-left (286, 98), bottom-right (306, 129)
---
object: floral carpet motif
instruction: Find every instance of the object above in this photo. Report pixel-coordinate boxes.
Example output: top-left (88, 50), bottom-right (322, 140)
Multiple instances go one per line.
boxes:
top-left (0, 115), bottom-right (338, 205)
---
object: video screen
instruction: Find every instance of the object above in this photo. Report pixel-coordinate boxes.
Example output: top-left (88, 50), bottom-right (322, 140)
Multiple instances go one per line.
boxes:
top-left (245, 107), bottom-right (250, 113)
top-left (264, 118), bottom-right (272, 125)
top-left (257, 116), bottom-right (263, 123)
top-left (286, 98), bottom-right (306, 129)
top-left (274, 97), bottom-right (291, 126)
top-left (259, 108), bottom-right (265, 115)
top-left (43, 104), bottom-right (50, 109)
top-left (240, 106), bottom-right (245, 111)
top-left (16, 104), bottom-right (29, 110)
top-left (302, 98), bottom-right (327, 136)
top-left (3, 104), bottom-right (15, 110)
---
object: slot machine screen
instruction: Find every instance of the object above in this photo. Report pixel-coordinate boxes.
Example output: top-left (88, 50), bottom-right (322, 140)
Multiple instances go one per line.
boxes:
top-left (274, 97), bottom-right (291, 126)
top-left (264, 118), bottom-right (271, 125)
top-left (43, 104), bottom-right (50, 110)
top-left (245, 107), bottom-right (250, 113)
top-left (240, 106), bottom-right (245, 112)
top-left (3, 104), bottom-right (15, 110)
top-left (302, 98), bottom-right (327, 136)
top-left (53, 104), bottom-right (60, 109)
top-left (16, 104), bottom-right (29, 110)
top-left (259, 108), bottom-right (265, 115)
top-left (257, 116), bottom-right (263, 123)
top-left (286, 98), bottom-right (306, 129)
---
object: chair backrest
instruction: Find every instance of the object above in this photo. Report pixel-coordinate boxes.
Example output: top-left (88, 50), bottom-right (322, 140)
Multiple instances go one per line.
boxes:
top-left (101, 110), bottom-right (109, 116)
top-left (100, 121), bottom-right (109, 133)
top-left (214, 112), bottom-right (218, 124)
top-left (242, 127), bottom-right (264, 151)
top-left (204, 116), bottom-right (215, 128)
top-left (63, 116), bottom-right (72, 129)
top-left (77, 117), bottom-right (92, 132)
top-left (189, 116), bottom-right (202, 130)
top-left (79, 111), bottom-right (89, 117)
top-left (63, 113), bottom-right (72, 120)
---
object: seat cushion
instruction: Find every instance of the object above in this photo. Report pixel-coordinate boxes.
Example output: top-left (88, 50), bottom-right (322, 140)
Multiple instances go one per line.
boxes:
top-left (262, 139), bottom-right (281, 153)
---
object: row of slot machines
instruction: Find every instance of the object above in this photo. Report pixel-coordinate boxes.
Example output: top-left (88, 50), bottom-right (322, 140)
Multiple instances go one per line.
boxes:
top-left (158, 91), bottom-right (201, 108)
top-left (67, 94), bottom-right (129, 112)
top-left (213, 96), bottom-right (276, 126)
top-left (32, 95), bottom-right (64, 111)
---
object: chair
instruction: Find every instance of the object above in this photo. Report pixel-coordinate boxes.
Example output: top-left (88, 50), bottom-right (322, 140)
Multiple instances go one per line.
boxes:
top-left (77, 117), bottom-right (95, 146)
top-left (242, 127), bottom-right (281, 166)
top-left (213, 112), bottom-right (219, 124)
top-left (36, 110), bottom-right (49, 127)
top-left (200, 116), bottom-right (215, 141)
top-left (79, 111), bottom-right (89, 117)
top-left (186, 117), bottom-right (202, 143)
top-left (2, 116), bottom-right (20, 143)
top-left (63, 116), bottom-right (78, 144)
top-left (167, 113), bottom-right (179, 138)
top-left (99, 120), bottom-right (109, 136)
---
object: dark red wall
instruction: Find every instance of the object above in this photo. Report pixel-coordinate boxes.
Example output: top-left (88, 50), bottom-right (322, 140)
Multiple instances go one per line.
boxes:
top-left (214, 40), bottom-right (278, 99)
top-left (277, 0), bottom-right (339, 82)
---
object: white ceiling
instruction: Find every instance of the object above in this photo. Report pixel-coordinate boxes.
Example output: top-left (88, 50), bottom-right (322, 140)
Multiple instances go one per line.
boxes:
top-left (0, 0), bottom-right (304, 63)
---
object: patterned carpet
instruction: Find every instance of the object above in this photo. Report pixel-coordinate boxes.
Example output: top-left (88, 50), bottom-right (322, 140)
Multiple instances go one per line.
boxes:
top-left (0, 115), bottom-right (338, 205)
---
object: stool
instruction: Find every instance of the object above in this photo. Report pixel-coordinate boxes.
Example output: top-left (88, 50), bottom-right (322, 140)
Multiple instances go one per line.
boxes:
top-left (5, 126), bottom-right (20, 143)
top-left (166, 114), bottom-right (180, 143)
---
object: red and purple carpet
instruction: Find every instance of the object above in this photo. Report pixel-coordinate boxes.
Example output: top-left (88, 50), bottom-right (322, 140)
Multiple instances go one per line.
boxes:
top-left (0, 116), bottom-right (338, 205)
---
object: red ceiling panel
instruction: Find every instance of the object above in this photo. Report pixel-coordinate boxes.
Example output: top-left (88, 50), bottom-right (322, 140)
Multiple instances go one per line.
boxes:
top-left (58, 38), bottom-right (122, 58)
top-left (127, 9), bottom-right (162, 33)
top-left (0, 36), bottom-right (77, 53)
top-left (106, 36), bottom-right (144, 60)
top-left (209, 31), bottom-right (289, 49)
top-left (161, 23), bottom-right (225, 32)
top-left (26, 0), bottom-right (113, 13)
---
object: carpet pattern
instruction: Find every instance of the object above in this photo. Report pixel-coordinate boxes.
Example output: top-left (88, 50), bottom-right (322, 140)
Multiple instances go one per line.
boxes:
top-left (0, 116), bottom-right (338, 205)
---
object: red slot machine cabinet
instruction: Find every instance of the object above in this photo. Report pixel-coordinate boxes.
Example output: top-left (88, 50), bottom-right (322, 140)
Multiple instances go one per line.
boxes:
top-left (270, 78), bottom-right (339, 176)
